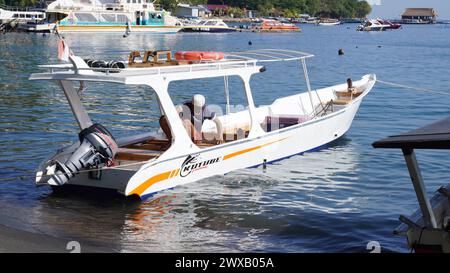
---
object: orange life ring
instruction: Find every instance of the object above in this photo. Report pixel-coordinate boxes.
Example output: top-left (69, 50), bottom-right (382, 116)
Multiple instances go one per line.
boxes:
top-left (174, 51), bottom-right (225, 61)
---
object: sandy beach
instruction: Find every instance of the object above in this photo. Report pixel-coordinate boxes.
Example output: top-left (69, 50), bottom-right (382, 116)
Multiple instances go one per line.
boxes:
top-left (0, 224), bottom-right (113, 253)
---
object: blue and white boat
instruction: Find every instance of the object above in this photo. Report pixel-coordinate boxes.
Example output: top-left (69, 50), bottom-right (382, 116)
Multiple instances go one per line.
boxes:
top-left (181, 19), bottom-right (236, 33)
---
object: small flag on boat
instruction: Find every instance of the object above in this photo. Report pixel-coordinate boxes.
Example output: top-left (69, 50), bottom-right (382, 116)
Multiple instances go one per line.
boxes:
top-left (57, 38), bottom-right (71, 62)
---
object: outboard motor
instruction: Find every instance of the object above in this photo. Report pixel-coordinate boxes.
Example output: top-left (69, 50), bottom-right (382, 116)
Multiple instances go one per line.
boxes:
top-left (42, 124), bottom-right (118, 186)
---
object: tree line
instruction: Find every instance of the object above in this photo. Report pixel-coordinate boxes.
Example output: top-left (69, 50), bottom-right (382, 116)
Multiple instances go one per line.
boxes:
top-left (2, 0), bottom-right (372, 19)
top-left (160, 0), bottom-right (372, 18)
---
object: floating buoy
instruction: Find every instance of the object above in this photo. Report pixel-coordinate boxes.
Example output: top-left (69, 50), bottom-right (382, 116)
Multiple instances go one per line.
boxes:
top-left (338, 48), bottom-right (344, 55)
top-left (174, 51), bottom-right (225, 61)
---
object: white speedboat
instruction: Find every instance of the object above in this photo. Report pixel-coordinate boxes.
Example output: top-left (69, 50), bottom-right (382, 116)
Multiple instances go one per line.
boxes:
top-left (41, 0), bottom-right (182, 33)
top-left (357, 19), bottom-right (390, 31)
top-left (318, 19), bottom-right (341, 26)
top-left (182, 18), bottom-right (236, 33)
top-left (30, 47), bottom-right (376, 200)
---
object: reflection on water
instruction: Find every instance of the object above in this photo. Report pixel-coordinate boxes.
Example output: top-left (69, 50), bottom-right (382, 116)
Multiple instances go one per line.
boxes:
top-left (2, 137), bottom-right (370, 252)
top-left (1, 25), bottom-right (450, 252)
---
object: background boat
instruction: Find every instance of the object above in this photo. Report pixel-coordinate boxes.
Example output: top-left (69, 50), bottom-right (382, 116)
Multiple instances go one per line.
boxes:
top-left (318, 19), bottom-right (341, 26)
top-left (43, 0), bottom-right (182, 33)
top-left (181, 18), bottom-right (236, 33)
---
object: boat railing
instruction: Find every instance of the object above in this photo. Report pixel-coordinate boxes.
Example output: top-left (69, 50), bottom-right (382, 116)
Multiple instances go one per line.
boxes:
top-left (226, 49), bottom-right (314, 63)
top-left (39, 59), bottom-right (260, 77)
top-left (49, 2), bottom-right (160, 13)
top-left (37, 49), bottom-right (314, 80)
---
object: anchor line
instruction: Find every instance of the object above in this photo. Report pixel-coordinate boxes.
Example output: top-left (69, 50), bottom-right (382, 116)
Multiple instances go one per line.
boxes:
top-left (0, 160), bottom-right (150, 183)
top-left (1, 80), bottom-right (448, 183)
top-left (377, 80), bottom-right (450, 97)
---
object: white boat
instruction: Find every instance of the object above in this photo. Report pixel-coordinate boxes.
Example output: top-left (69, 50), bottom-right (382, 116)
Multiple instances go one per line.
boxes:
top-left (29, 47), bottom-right (376, 200)
top-left (0, 4), bottom-right (46, 24)
top-left (40, 0), bottom-right (182, 33)
top-left (17, 21), bottom-right (58, 32)
top-left (181, 18), bottom-right (236, 33)
top-left (318, 19), bottom-right (341, 26)
top-left (305, 17), bottom-right (318, 24)
top-left (356, 19), bottom-right (390, 31)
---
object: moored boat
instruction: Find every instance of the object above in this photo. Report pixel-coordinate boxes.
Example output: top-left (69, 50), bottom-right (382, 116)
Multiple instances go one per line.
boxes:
top-left (318, 19), bottom-right (341, 26)
top-left (356, 19), bottom-right (390, 31)
top-left (181, 18), bottom-right (236, 33)
top-left (377, 18), bottom-right (401, 29)
top-left (251, 19), bottom-right (301, 32)
top-left (42, 0), bottom-right (182, 33)
top-left (0, 4), bottom-right (46, 24)
top-left (29, 46), bottom-right (375, 200)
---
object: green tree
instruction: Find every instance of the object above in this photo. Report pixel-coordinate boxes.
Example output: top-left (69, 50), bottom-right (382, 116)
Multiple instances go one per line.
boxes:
top-left (304, 0), bottom-right (320, 16)
top-left (355, 0), bottom-right (372, 18)
top-left (155, 0), bottom-right (178, 11)
top-left (6, 0), bottom-right (40, 7)
top-left (226, 6), bottom-right (245, 18)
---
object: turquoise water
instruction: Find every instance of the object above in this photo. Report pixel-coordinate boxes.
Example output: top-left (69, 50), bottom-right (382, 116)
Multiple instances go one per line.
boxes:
top-left (0, 24), bottom-right (450, 252)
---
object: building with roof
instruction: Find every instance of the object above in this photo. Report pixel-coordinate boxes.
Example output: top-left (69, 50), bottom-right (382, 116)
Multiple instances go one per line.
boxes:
top-left (205, 4), bottom-right (228, 16)
top-left (401, 8), bottom-right (437, 24)
top-left (176, 4), bottom-right (211, 18)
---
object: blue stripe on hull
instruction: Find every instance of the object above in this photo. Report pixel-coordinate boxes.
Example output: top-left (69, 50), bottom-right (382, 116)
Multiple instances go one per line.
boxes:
top-left (181, 28), bottom-right (236, 33)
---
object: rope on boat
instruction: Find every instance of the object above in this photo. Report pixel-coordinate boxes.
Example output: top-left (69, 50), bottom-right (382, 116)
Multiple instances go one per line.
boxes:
top-left (0, 160), bottom-right (151, 183)
top-left (1, 79), bottom-right (448, 183)
top-left (377, 80), bottom-right (450, 97)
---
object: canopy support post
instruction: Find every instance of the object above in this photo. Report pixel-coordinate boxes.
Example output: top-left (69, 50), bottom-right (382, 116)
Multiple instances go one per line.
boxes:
top-left (241, 74), bottom-right (264, 138)
top-left (58, 80), bottom-right (93, 130)
top-left (301, 58), bottom-right (316, 117)
top-left (402, 148), bottom-right (437, 228)
top-left (224, 75), bottom-right (230, 115)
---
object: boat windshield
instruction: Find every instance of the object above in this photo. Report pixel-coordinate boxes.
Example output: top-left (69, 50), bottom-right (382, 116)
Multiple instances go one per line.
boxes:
top-left (204, 20), bottom-right (218, 26)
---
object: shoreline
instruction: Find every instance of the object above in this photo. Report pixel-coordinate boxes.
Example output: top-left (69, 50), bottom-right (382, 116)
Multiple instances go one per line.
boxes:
top-left (0, 223), bottom-right (115, 253)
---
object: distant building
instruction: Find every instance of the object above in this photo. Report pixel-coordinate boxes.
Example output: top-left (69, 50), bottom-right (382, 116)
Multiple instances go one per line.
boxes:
top-left (176, 4), bottom-right (210, 18)
top-left (401, 8), bottom-right (437, 24)
top-left (206, 4), bottom-right (228, 16)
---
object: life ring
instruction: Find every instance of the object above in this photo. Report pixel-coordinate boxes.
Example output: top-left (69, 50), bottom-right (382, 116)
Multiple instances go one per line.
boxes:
top-left (174, 51), bottom-right (225, 61)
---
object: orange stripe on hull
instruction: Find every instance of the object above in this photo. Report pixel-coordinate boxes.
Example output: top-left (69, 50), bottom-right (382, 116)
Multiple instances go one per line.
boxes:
top-left (129, 137), bottom-right (287, 197)
top-left (128, 171), bottom-right (171, 196)
top-left (223, 137), bottom-right (287, 160)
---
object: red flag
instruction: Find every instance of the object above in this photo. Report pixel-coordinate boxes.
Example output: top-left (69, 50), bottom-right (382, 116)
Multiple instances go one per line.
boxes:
top-left (57, 39), bottom-right (70, 62)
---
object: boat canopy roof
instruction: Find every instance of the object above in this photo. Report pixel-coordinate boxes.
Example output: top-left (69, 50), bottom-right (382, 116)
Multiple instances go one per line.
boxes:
top-left (372, 117), bottom-right (450, 149)
top-left (29, 49), bottom-right (314, 85)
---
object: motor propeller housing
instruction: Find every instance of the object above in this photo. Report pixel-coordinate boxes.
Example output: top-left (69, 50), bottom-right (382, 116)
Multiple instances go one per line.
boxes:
top-left (40, 123), bottom-right (118, 186)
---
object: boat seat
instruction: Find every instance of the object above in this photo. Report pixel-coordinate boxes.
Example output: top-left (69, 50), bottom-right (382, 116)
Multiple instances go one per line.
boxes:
top-left (335, 86), bottom-right (363, 98)
top-left (261, 115), bottom-right (311, 132)
top-left (115, 147), bottom-right (161, 161)
top-left (202, 117), bottom-right (250, 144)
top-left (332, 99), bottom-right (351, 105)
top-left (117, 132), bottom-right (157, 147)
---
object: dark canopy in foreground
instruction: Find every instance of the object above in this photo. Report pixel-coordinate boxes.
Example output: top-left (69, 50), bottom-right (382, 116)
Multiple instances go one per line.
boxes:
top-left (372, 117), bottom-right (450, 149)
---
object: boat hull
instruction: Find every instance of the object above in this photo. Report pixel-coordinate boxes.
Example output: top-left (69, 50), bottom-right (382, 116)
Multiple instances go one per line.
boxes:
top-left (181, 27), bottom-right (236, 33)
top-left (57, 25), bottom-right (182, 33)
top-left (50, 74), bottom-right (375, 199)
top-left (318, 22), bottom-right (341, 26)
